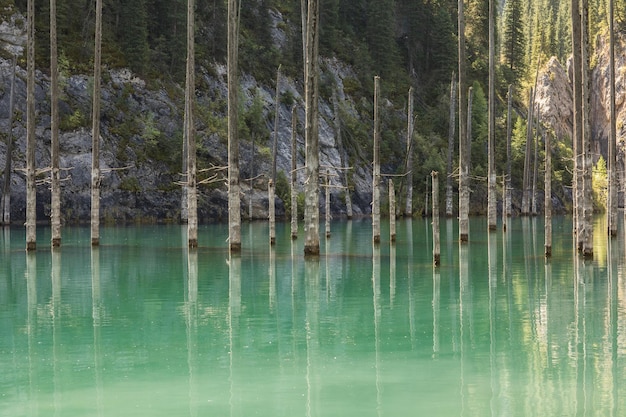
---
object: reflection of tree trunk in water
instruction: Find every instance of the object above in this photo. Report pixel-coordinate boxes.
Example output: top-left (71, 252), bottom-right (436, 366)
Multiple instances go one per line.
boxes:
top-left (91, 248), bottom-right (104, 413)
top-left (51, 249), bottom-right (61, 414)
top-left (488, 231), bottom-right (497, 415)
top-left (372, 243), bottom-right (382, 414)
top-left (26, 253), bottom-right (37, 413)
top-left (185, 249), bottom-right (198, 417)
top-left (228, 253), bottom-right (241, 416)
top-left (304, 258), bottom-right (320, 416)
top-left (432, 265), bottom-right (440, 356)
top-left (390, 242), bottom-right (396, 307)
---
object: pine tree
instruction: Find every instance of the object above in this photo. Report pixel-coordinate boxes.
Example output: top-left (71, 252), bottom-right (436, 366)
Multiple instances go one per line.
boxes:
top-left (502, 0), bottom-right (526, 82)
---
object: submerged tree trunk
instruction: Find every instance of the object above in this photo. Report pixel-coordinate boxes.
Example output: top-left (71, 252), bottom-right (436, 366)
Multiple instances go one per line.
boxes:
top-left (272, 65), bottom-right (281, 183)
top-left (26, 0), bottom-right (36, 250)
top-left (389, 179), bottom-right (396, 242)
top-left (521, 88), bottom-right (534, 215)
top-left (459, 86), bottom-right (472, 243)
top-left (581, 0), bottom-right (593, 258)
top-left (487, 0), bottom-right (496, 231)
top-left (405, 87), bottom-right (414, 217)
top-left (532, 108), bottom-right (539, 216)
top-left (608, 0), bottom-right (617, 237)
top-left (445, 73), bottom-right (456, 218)
top-left (432, 171), bottom-right (440, 266)
top-left (571, 0), bottom-right (583, 249)
top-left (458, 0), bottom-right (468, 242)
top-left (372, 75), bottom-right (381, 245)
top-left (290, 106), bottom-right (298, 239)
top-left (325, 170), bottom-right (331, 238)
top-left (90, 0), bottom-right (102, 247)
top-left (1, 56), bottom-right (16, 225)
top-left (269, 179), bottom-right (276, 245)
top-left (505, 85), bottom-right (513, 226)
top-left (332, 89), bottom-right (352, 218)
top-left (545, 130), bottom-right (552, 257)
top-left (186, 0), bottom-right (198, 248)
top-left (303, 0), bottom-right (320, 256)
top-left (228, 0), bottom-right (241, 252)
top-left (50, 0), bottom-right (61, 247)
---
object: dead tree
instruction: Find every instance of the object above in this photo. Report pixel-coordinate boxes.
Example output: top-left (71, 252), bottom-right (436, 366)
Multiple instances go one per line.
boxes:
top-left (303, 0), bottom-right (320, 256)
top-left (571, 0), bottom-right (583, 249)
top-left (405, 87), bottom-right (414, 217)
top-left (581, 0), bottom-right (593, 258)
top-left (186, 0), bottom-right (198, 248)
top-left (269, 179), bottom-right (276, 245)
top-left (332, 89), bottom-right (353, 218)
top-left (50, 0), bottom-right (61, 247)
top-left (1, 56), bottom-right (16, 225)
top-left (26, 0), bottom-right (36, 250)
top-left (90, 0), bottom-right (102, 247)
top-left (608, 0), bottom-right (617, 237)
top-left (325, 170), bottom-right (331, 238)
top-left (487, 0), bottom-right (496, 231)
top-left (504, 84), bottom-right (513, 226)
top-left (290, 106), bottom-right (298, 239)
top-left (372, 75), bottom-right (381, 244)
top-left (521, 88), bottom-right (534, 215)
top-left (432, 171), bottom-right (440, 266)
top-left (458, 0), bottom-right (468, 242)
top-left (445, 73), bottom-right (457, 218)
top-left (459, 86), bottom-right (472, 243)
top-left (228, 0), bottom-right (242, 252)
top-left (389, 179), bottom-right (396, 242)
top-left (545, 130), bottom-right (552, 257)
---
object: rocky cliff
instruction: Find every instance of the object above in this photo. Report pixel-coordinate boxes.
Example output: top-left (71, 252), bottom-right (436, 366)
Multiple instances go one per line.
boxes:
top-left (0, 13), bottom-right (375, 225)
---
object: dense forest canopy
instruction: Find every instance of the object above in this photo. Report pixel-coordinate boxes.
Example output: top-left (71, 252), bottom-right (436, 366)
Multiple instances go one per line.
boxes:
top-left (1, 0), bottom-right (624, 214)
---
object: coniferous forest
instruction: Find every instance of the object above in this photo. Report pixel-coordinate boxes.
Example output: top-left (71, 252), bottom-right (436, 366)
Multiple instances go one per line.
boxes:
top-left (2, 0), bottom-right (626, 222)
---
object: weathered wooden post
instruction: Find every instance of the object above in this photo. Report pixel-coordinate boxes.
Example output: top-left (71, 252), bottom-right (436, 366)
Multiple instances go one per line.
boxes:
top-left (545, 130), bottom-right (552, 257)
top-left (389, 179), bottom-right (396, 242)
top-left (50, 0), bottom-right (61, 247)
top-left (269, 179), bottom-right (276, 245)
top-left (432, 171), bottom-right (440, 266)
top-left (228, 0), bottom-right (242, 252)
top-left (26, 0), bottom-right (36, 250)
top-left (290, 106), bottom-right (298, 239)
top-left (303, 0), bottom-right (320, 256)
top-left (186, 0), bottom-right (198, 248)
top-left (372, 75), bottom-right (381, 244)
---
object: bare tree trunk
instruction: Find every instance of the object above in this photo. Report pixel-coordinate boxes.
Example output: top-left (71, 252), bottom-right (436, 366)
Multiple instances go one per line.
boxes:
top-left (571, 0), bottom-right (583, 249)
top-left (432, 171), bottom-right (440, 266)
top-left (301, 0), bottom-right (307, 78)
top-left (90, 0), bottom-right (102, 247)
top-left (531, 107), bottom-right (539, 216)
top-left (445, 73), bottom-right (457, 218)
top-left (186, 0), bottom-right (198, 248)
top-left (332, 90), bottom-right (352, 218)
top-left (581, 0), bottom-right (593, 258)
top-left (372, 75), bottom-right (381, 245)
top-left (405, 87), bottom-right (414, 217)
top-left (521, 88), bottom-right (533, 215)
top-left (1, 56), bottom-right (16, 225)
top-left (504, 85), bottom-right (513, 226)
top-left (460, 86), bottom-right (472, 243)
top-left (325, 170), bottom-right (331, 238)
top-left (272, 65), bottom-right (281, 183)
top-left (303, 0), bottom-right (320, 256)
top-left (389, 179), bottom-right (396, 242)
top-left (249, 133), bottom-right (255, 220)
top-left (26, 0), bottom-right (36, 251)
top-left (50, 0), bottom-right (61, 247)
top-left (228, 0), bottom-right (241, 252)
top-left (269, 179), bottom-right (276, 245)
top-left (290, 106), bottom-right (298, 239)
top-left (608, 0), bottom-right (617, 237)
top-left (487, 0), bottom-right (496, 231)
top-left (458, 0), bottom-right (468, 243)
top-left (545, 130), bottom-right (552, 257)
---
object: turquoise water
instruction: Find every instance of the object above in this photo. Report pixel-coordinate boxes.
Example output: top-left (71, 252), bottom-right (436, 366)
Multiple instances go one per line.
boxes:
top-left (0, 217), bottom-right (624, 416)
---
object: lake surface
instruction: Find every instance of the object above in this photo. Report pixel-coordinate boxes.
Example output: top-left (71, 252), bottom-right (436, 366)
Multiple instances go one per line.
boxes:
top-left (0, 217), bottom-right (624, 416)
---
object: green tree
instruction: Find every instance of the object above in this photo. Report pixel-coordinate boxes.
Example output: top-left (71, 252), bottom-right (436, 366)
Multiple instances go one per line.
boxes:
top-left (501, 0), bottom-right (526, 83)
top-left (118, 0), bottom-right (148, 74)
